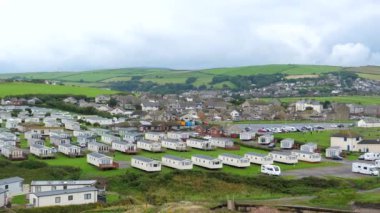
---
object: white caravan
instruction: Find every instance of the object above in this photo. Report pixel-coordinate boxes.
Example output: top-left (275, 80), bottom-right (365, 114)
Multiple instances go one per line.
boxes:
top-left (359, 152), bottom-right (380, 161)
top-left (261, 164), bottom-right (281, 176)
top-left (352, 162), bottom-right (379, 176)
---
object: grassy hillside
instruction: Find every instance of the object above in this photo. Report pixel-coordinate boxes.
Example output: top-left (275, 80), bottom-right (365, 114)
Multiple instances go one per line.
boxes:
top-left (0, 82), bottom-right (117, 97)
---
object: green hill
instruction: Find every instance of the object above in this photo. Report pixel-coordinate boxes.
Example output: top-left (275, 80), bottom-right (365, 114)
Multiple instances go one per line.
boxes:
top-left (0, 82), bottom-right (117, 97)
top-left (1, 64), bottom-right (380, 88)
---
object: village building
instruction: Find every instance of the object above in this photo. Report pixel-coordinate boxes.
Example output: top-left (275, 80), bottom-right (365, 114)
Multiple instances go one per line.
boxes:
top-left (295, 100), bottom-right (323, 113)
top-left (357, 118), bottom-right (380, 128)
top-left (330, 132), bottom-right (362, 152)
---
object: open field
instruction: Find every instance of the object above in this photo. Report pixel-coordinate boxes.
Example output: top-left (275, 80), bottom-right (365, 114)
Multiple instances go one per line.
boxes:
top-left (0, 82), bottom-right (118, 97)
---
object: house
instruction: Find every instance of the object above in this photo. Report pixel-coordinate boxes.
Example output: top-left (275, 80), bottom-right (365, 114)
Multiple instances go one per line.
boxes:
top-left (144, 132), bottom-right (166, 142)
top-left (239, 132), bottom-right (255, 141)
top-left (230, 110), bottom-right (240, 120)
top-left (131, 156), bottom-right (161, 172)
top-left (186, 138), bottom-right (214, 150)
top-left (269, 151), bottom-right (298, 164)
top-left (258, 134), bottom-right (274, 145)
top-left (87, 142), bottom-right (110, 153)
top-left (357, 139), bottom-right (380, 153)
top-left (50, 136), bottom-right (71, 147)
top-left (137, 140), bottom-right (162, 152)
top-left (280, 138), bottom-right (294, 149)
top-left (112, 141), bottom-right (138, 154)
top-left (291, 150), bottom-right (321, 162)
top-left (191, 155), bottom-right (223, 169)
top-left (300, 142), bottom-right (318, 153)
top-left (141, 101), bottom-right (160, 111)
top-left (101, 134), bottom-right (121, 145)
top-left (161, 139), bottom-right (187, 151)
top-left (58, 144), bottom-right (83, 157)
top-left (0, 188), bottom-right (6, 207)
top-left (218, 153), bottom-right (250, 168)
top-left (325, 146), bottom-right (342, 158)
top-left (30, 180), bottom-right (97, 193)
top-left (95, 95), bottom-right (111, 103)
top-left (30, 144), bottom-right (55, 159)
top-left (295, 100), bottom-right (323, 113)
top-left (161, 155), bottom-right (193, 170)
top-left (166, 131), bottom-right (190, 140)
top-left (29, 187), bottom-right (98, 207)
top-left (28, 139), bottom-right (45, 147)
top-left (123, 132), bottom-right (143, 143)
top-left (244, 152), bottom-right (273, 165)
top-left (0, 177), bottom-right (24, 197)
top-left (87, 153), bottom-right (117, 169)
top-left (209, 137), bottom-right (234, 148)
top-left (330, 131), bottom-right (362, 152)
top-left (357, 118), bottom-right (380, 128)
top-left (1, 146), bottom-right (26, 160)
top-left (64, 121), bottom-right (81, 131)
top-left (77, 136), bottom-right (96, 147)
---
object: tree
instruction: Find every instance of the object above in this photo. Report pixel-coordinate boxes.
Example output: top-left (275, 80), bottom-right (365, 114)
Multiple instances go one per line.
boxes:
top-left (108, 98), bottom-right (118, 107)
top-left (185, 77), bottom-right (197, 84)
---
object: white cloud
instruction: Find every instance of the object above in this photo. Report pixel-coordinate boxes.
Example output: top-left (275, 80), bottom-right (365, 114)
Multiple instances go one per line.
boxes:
top-left (0, 0), bottom-right (379, 72)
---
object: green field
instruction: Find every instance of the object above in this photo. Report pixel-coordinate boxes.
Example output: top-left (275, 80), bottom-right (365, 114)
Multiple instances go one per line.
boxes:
top-left (0, 82), bottom-right (118, 97)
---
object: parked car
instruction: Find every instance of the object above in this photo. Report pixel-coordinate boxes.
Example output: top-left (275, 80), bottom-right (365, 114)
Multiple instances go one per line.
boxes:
top-left (337, 124), bottom-right (345, 128)
top-left (268, 143), bottom-right (275, 148)
top-left (331, 155), bottom-right (343, 161)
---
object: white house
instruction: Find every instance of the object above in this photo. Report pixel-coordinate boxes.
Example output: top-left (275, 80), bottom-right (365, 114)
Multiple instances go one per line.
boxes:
top-left (161, 139), bottom-right (187, 151)
top-left (357, 118), bottom-right (380, 128)
top-left (166, 131), bottom-right (190, 140)
top-left (58, 144), bottom-right (82, 157)
top-left (30, 180), bottom-right (97, 193)
top-left (239, 131), bottom-right (255, 141)
top-left (141, 101), bottom-right (160, 111)
top-left (50, 136), bottom-right (71, 147)
top-left (29, 187), bottom-right (98, 207)
top-left (0, 177), bottom-right (24, 197)
top-left (280, 138), bottom-right (294, 149)
top-left (230, 110), bottom-right (240, 120)
top-left (131, 156), bottom-right (161, 172)
top-left (291, 150), bottom-right (321, 162)
top-left (30, 144), bottom-right (55, 159)
top-left (191, 155), bottom-right (223, 169)
top-left (1, 146), bottom-right (26, 160)
top-left (0, 188), bottom-right (6, 207)
top-left (161, 155), bottom-right (193, 170)
top-left (209, 137), bottom-right (234, 148)
top-left (137, 140), bottom-right (162, 152)
top-left (77, 136), bottom-right (96, 147)
top-left (112, 141), bottom-right (138, 154)
top-left (295, 100), bottom-right (322, 113)
top-left (218, 153), bottom-right (250, 168)
top-left (186, 138), bottom-right (214, 150)
top-left (325, 146), bottom-right (342, 158)
top-left (144, 132), bottom-right (166, 142)
top-left (269, 151), bottom-right (298, 164)
top-left (300, 142), bottom-right (318, 153)
top-left (87, 152), bottom-right (116, 169)
top-left (258, 134), bottom-right (274, 145)
top-left (330, 132), bottom-right (362, 152)
top-left (244, 152), bottom-right (273, 165)
top-left (87, 142), bottom-right (110, 153)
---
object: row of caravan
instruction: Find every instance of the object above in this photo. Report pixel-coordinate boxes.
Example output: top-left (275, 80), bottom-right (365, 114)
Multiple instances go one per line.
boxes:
top-left (130, 154), bottom-right (281, 175)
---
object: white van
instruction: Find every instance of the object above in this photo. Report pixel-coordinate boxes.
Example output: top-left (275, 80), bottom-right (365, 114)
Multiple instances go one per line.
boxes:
top-left (359, 153), bottom-right (380, 161)
top-left (261, 164), bottom-right (281, 176)
top-left (352, 162), bottom-right (379, 176)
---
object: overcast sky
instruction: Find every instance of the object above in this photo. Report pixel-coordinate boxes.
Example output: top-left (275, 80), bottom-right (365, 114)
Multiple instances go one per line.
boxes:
top-left (0, 0), bottom-right (379, 73)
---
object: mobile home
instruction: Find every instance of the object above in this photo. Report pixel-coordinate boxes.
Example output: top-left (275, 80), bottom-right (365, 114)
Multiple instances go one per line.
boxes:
top-left (186, 138), bottom-right (214, 150)
top-left (131, 156), bottom-right (161, 172)
top-left (87, 153), bottom-right (116, 169)
top-left (137, 140), bottom-right (162, 152)
top-left (112, 141), bottom-right (138, 154)
top-left (161, 155), bottom-right (193, 170)
top-left (191, 155), bottom-right (222, 169)
top-left (30, 144), bottom-right (55, 159)
top-left (325, 146), bottom-right (342, 158)
top-left (50, 136), bottom-right (71, 147)
top-left (218, 153), bottom-right (250, 168)
top-left (258, 134), bottom-right (274, 145)
top-left (291, 150), bottom-right (321, 162)
top-left (29, 187), bottom-right (98, 207)
top-left (1, 146), bottom-right (26, 160)
top-left (123, 132), bottom-right (143, 143)
top-left (0, 177), bottom-right (24, 197)
top-left (244, 152), bottom-right (273, 165)
top-left (144, 132), bottom-right (166, 142)
top-left (161, 139), bottom-right (187, 151)
top-left (269, 151), bottom-right (298, 164)
top-left (30, 180), bottom-right (97, 193)
top-left (87, 142), bottom-right (110, 153)
top-left (166, 131), bottom-right (190, 140)
top-left (209, 137), bottom-right (234, 148)
top-left (101, 134), bottom-right (121, 144)
top-left (300, 142), bottom-right (318, 153)
top-left (239, 131), bottom-right (255, 141)
top-left (280, 138), bottom-right (294, 149)
top-left (352, 162), bottom-right (379, 176)
top-left (58, 144), bottom-right (82, 157)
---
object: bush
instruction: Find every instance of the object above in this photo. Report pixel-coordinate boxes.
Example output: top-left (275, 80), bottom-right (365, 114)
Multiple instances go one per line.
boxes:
top-left (18, 160), bottom-right (48, 169)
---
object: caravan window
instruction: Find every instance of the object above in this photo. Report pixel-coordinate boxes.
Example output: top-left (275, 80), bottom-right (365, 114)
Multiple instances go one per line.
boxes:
top-left (274, 167), bottom-right (279, 171)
